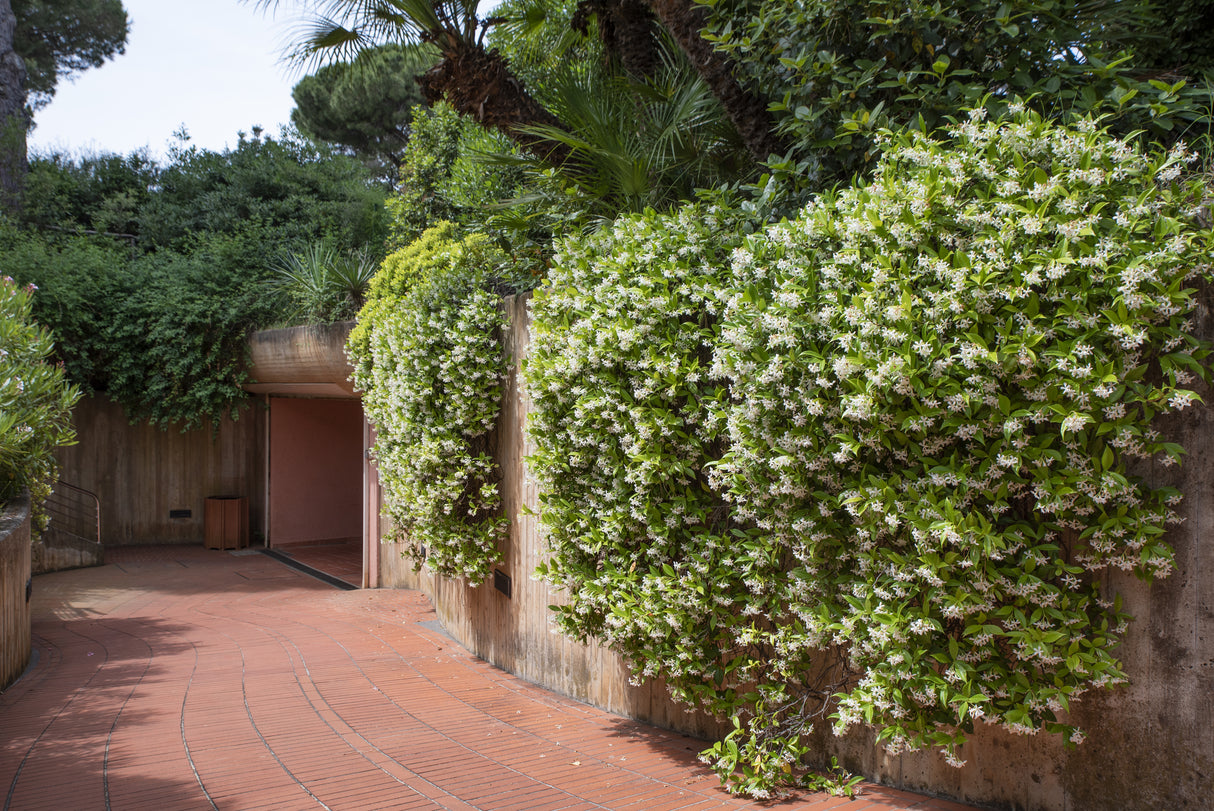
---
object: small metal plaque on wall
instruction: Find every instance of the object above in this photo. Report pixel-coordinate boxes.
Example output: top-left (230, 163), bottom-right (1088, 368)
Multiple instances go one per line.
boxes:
top-left (494, 568), bottom-right (512, 598)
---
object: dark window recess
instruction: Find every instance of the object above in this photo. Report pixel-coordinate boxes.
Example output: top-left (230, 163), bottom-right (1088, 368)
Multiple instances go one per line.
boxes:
top-left (169, 509), bottom-right (192, 519)
top-left (494, 568), bottom-right (512, 598)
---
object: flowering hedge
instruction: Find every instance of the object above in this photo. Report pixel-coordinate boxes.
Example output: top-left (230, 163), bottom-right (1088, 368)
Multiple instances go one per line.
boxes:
top-left (527, 202), bottom-right (747, 674)
top-left (0, 276), bottom-right (80, 530)
top-left (526, 109), bottom-right (1212, 795)
top-left (349, 224), bottom-right (511, 580)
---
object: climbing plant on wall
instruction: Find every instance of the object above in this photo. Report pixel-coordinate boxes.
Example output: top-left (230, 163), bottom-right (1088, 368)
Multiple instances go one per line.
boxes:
top-left (350, 223), bottom-right (526, 581)
top-left (526, 107), bottom-right (1214, 796)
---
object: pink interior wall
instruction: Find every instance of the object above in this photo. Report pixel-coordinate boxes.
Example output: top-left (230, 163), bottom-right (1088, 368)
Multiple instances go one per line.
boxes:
top-left (269, 397), bottom-right (363, 546)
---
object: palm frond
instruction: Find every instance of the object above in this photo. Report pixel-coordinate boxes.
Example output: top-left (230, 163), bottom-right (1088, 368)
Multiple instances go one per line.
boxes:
top-left (272, 243), bottom-right (378, 323)
top-left (284, 18), bottom-right (372, 65)
top-left (489, 38), bottom-right (750, 218)
top-left (249, 0), bottom-right (483, 67)
top-left (486, 0), bottom-right (583, 58)
top-left (384, 0), bottom-right (444, 34)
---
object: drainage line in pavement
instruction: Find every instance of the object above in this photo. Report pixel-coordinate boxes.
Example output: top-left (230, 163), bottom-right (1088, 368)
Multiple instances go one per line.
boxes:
top-left (259, 549), bottom-right (359, 591)
top-left (101, 622), bottom-right (155, 811)
top-left (235, 638), bottom-right (334, 811)
top-left (5, 628), bottom-right (104, 811)
top-left (178, 639), bottom-right (219, 810)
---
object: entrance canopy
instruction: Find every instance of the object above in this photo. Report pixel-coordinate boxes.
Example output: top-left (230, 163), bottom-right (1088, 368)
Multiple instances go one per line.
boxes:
top-left (244, 321), bottom-right (359, 399)
top-left (243, 321), bottom-right (376, 587)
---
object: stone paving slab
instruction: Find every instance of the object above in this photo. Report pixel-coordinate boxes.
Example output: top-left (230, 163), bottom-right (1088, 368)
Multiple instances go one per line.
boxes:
top-left (0, 546), bottom-right (979, 810)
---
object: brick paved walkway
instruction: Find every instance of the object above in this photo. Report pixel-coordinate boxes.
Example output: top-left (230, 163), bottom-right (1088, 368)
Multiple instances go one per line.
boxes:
top-left (1, 546), bottom-right (977, 811)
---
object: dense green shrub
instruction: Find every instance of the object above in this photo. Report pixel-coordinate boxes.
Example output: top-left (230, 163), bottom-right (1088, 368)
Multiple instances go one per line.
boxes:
top-left (525, 203), bottom-right (758, 764)
top-left (0, 220), bottom-right (129, 388)
top-left (0, 224), bottom-right (287, 430)
top-left (709, 105), bottom-right (1211, 778)
top-left (21, 149), bottom-right (156, 236)
top-left (102, 236), bottom-right (285, 430)
top-left (386, 104), bottom-right (527, 249)
top-left (700, 0), bottom-right (1213, 194)
top-left (350, 224), bottom-right (524, 580)
top-left (350, 222), bottom-right (466, 357)
top-left (138, 129), bottom-right (387, 253)
top-left (1123, 0), bottom-right (1214, 75)
top-left (526, 109), bottom-right (1213, 796)
top-left (6, 132), bottom-right (388, 430)
top-left (0, 275), bottom-right (80, 528)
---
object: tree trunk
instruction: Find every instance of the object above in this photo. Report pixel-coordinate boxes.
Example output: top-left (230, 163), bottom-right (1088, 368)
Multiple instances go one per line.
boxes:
top-left (645, 0), bottom-right (788, 162)
top-left (418, 42), bottom-right (574, 168)
top-left (573, 0), bottom-right (663, 79)
top-left (0, 0), bottom-right (26, 213)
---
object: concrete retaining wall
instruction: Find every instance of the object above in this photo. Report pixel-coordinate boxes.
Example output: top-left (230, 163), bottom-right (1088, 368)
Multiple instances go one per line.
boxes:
top-left (245, 321), bottom-right (357, 398)
top-left (376, 291), bottom-right (1214, 810)
top-left (0, 493), bottom-right (31, 691)
top-left (55, 397), bottom-right (264, 546)
top-left (31, 531), bottom-right (103, 575)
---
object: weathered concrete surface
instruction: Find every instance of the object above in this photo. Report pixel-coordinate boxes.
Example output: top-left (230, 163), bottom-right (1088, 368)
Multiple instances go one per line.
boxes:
top-left (245, 321), bottom-right (358, 398)
top-left (31, 531), bottom-right (103, 574)
top-left (55, 397), bottom-right (264, 546)
top-left (1057, 350), bottom-right (1214, 811)
top-left (0, 492), bottom-right (30, 690)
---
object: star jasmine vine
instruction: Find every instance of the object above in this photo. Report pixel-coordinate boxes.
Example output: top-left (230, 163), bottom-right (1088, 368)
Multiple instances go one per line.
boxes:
top-left (712, 106), bottom-right (1212, 771)
top-left (525, 108), bottom-right (1213, 796)
top-left (349, 224), bottom-right (513, 581)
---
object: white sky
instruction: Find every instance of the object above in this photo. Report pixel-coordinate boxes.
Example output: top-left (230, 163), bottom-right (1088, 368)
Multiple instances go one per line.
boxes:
top-left (27, 0), bottom-right (306, 161)
top-left (26, 0), bottom-right (504, 163)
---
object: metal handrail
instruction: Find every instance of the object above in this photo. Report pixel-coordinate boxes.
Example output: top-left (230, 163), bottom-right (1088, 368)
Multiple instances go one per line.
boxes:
top-left (44, 480), bottom-right (101, 545)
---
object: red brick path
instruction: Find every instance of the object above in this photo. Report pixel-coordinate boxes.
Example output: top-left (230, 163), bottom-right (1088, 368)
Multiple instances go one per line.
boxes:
top-left (0, 546), bottom-right (978, 810)
top-left (272, 541), bottom-right (362, 588)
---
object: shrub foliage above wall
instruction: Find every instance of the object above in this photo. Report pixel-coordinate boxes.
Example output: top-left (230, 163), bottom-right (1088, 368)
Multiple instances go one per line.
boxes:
top-left (6, 133), bottom-right (388, 431)
top-left (525, 108), bottom-right (1213, 795)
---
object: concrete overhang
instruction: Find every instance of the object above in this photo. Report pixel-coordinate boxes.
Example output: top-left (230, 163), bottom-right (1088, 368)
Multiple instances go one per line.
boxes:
top-left (244, 321), bottom-right (360, 398)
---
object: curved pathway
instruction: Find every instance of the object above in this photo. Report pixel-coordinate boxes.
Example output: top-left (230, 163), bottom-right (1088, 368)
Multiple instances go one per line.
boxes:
top-left (1, 546), bottom-right (974, 810)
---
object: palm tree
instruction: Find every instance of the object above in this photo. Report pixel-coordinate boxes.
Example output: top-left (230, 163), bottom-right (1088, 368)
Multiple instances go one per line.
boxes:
top-left (498, 40), bottom-right (749, 223)
top-left (258, 0), bottom-right (788, 170)
top-left (254, 0), bottom-right (575, 166)
top-left (642, 0), bottom-right (786, 161)
top-left (572, 0), bottom-right (661, 79)
top-left (571, 0), bottom-right (787, 161)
